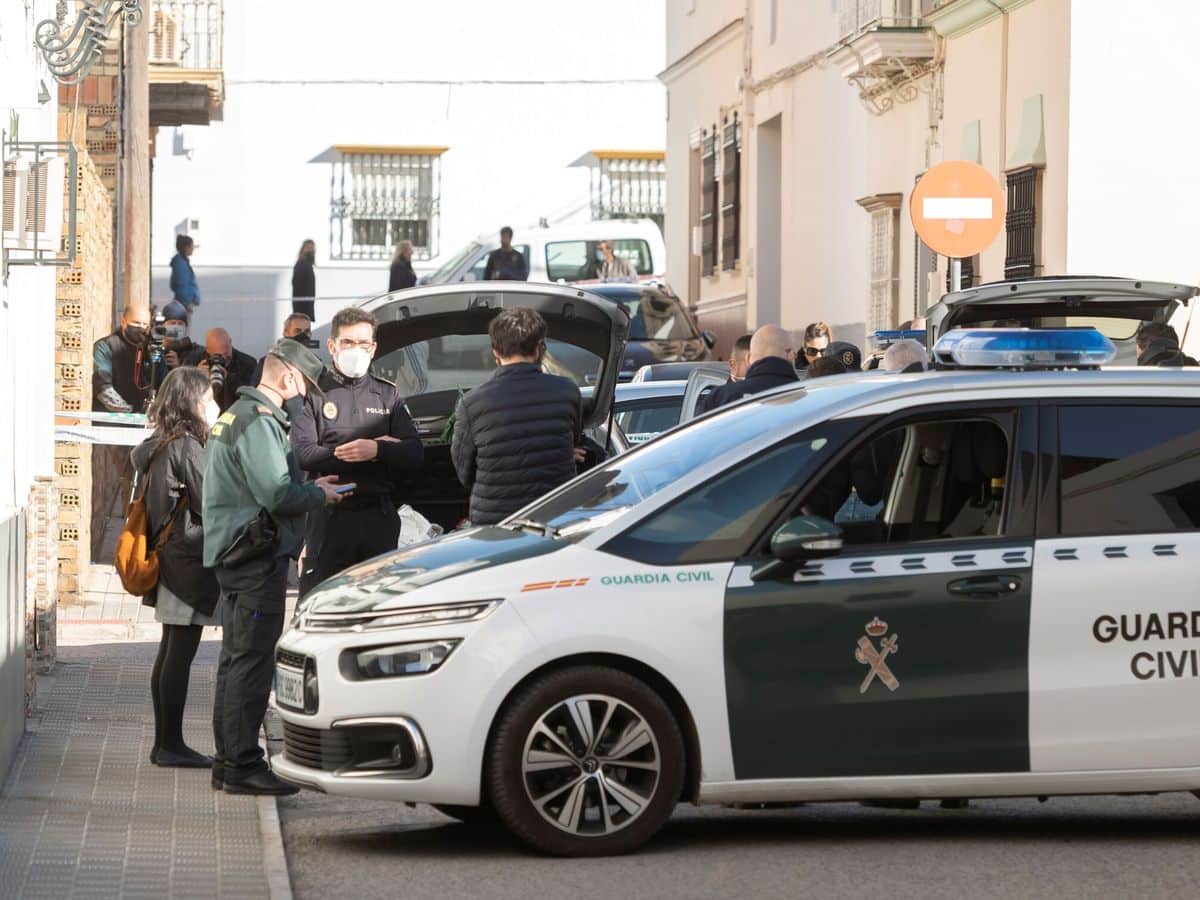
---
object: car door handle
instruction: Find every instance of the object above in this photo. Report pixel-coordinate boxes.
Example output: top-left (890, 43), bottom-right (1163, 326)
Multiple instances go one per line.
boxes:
top-left (947, 575), bottom-right (1022, 597)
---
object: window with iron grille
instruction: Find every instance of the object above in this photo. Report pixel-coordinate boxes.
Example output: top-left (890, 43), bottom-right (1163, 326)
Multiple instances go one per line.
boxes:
top-left (329, 150), bottom-right (442, 261)
top-left (1004, 166), bottom-right (1041, 281)
top-left (858, 192), bottom-right (902, 333)
top-left (592, 155), bottom-right (666, 230)
top-left (700, 130), bottom-right (717, 277)
top-left (720, 115), bottom-right (741, 271)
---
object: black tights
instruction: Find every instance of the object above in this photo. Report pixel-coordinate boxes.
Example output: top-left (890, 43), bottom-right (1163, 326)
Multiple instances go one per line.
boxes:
top-left (150, 624), bottom-right (204, 754)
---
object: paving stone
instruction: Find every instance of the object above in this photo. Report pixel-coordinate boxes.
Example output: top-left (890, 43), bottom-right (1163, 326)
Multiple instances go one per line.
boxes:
top-left (0, 647), bottom-right (273, 898)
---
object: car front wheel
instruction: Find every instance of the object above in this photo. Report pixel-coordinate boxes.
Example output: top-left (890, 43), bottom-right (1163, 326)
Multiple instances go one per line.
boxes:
top-left (486, 666), bottom-right (684, 856)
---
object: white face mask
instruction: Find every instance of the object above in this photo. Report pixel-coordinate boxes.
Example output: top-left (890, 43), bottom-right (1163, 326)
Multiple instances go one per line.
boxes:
top-left (336, 347), bottom-right (372, 379)
top-left (204, 400), bottom-right (220, 427)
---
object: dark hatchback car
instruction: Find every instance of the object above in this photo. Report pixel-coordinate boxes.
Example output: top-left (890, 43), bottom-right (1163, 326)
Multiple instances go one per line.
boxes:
top-left (585, 282), bottom-right (715, 379)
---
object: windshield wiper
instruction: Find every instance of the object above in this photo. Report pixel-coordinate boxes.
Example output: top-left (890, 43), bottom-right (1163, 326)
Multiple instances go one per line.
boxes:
top-left (505, 518), bottom-right (559, 539)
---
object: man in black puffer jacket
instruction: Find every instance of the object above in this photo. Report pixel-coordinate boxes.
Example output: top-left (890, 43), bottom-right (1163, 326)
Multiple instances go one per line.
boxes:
top-left (452, 308), bottom-right (582, 525)
top-left (697, 324), bottom-right (800, 414)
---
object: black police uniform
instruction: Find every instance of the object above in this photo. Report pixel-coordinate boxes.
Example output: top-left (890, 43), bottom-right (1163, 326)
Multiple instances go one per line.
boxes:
top-left (291, 367), bottom-right (424, 595)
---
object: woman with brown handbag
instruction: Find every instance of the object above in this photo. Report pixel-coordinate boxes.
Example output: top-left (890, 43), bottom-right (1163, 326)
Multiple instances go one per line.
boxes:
top-left (130, 366), bottom-right (222, 768)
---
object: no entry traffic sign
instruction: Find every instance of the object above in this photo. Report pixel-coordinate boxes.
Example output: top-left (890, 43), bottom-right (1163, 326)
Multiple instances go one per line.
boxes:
top-left (910, 160), bottom-right (1005, 260)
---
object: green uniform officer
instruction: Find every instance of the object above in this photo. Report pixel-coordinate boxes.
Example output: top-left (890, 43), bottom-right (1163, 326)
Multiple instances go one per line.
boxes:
top-left (203, 338), bottom-right (345, 795)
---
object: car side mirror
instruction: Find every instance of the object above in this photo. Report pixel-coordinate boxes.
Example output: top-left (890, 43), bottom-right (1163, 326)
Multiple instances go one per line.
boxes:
top-left (751, 516), bottom-right (844, 581)
top-left (701, 330), bottom-right (717, 349)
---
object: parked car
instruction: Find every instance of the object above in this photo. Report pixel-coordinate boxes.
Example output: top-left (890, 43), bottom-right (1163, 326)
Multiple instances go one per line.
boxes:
top-left (337, 283), bottom-right (628, 531)
top-left (582, 380), bottom-right (688, 448)
top-left (272, 315), bottom-right (1200, 857)
top-left (926, 275), bottom-right (1197, 365)
top-left (421, 219), bottom-right (666, 286)
top-left (580, 283), bottom-right (714, 379)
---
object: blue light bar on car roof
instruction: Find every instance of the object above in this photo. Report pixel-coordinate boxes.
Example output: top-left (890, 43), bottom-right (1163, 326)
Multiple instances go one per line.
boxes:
top-left (869, 329), bottom-right (927, 349)
top-left (934, 327), bottom-right (1117, 368)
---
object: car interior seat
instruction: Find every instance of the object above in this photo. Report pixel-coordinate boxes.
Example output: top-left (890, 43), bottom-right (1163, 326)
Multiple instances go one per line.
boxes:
top-left (941, 422), bottom-right (1008, 538)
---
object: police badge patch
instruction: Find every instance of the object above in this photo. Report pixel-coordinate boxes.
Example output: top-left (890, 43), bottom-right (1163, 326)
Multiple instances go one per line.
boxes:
top-left (856, 616), bottom-right (899, 693)
top-left (322, 401), bottom-right (338, 420)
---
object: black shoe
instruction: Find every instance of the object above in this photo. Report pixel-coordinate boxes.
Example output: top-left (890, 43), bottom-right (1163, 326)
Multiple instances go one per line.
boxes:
top-left (150, 747), bottom-right (159, 765)
top-left (223, 769), bottom-right (300, 796)
top-left (155, 746), bottom-right (214, 769)
top-left (212, 766), bottom-right (224, 791)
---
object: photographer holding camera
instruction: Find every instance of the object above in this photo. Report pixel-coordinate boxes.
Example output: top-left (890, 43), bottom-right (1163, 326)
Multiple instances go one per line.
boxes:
top-left (189, 328), bottom-right (257, 413)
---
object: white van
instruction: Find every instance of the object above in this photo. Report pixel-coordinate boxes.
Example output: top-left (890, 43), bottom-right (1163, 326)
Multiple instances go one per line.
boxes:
top-left (422, 218), bottom-right (666, 285)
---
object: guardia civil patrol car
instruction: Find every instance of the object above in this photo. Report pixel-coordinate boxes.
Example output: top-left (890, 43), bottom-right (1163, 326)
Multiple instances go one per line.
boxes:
top-left (273, 277), bottom-right (1200, 857)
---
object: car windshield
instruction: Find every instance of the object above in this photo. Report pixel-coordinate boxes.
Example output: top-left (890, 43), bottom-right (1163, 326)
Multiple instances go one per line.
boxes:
top-left (971, 315), bottom-right (1142, 341)
top-left (600, 290), bottom-right (698, 341)
top-left (518, 388), bottom-right (807, 541)
top-left (426, 241), bottom-right (483, 284)
top-left (373, 334), bottom-right (603, 398)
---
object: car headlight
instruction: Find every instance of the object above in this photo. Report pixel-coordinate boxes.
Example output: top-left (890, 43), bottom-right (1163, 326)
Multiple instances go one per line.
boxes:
top-left (341, 639), bottom-right (460, 680)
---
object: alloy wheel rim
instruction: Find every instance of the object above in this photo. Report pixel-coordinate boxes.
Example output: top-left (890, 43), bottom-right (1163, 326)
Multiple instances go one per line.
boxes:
top-left (521, 693), bottom-right (661, 837)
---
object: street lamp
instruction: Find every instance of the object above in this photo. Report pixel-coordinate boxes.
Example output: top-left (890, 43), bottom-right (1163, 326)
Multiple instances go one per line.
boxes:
top-left (35, 0), bottom-right (143, 86)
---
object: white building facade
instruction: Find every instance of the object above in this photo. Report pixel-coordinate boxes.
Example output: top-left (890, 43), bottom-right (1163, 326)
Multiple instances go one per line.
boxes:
top-left (0, 0), bottom-right (62, 777)
top-left (150, 0), bottom-right (668, 304)
top-left (663, 0), bottom-right (1200, 354)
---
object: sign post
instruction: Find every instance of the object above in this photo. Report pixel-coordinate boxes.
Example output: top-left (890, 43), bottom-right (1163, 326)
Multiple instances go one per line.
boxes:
top-left (910, 161), bottom-right (1006, 294)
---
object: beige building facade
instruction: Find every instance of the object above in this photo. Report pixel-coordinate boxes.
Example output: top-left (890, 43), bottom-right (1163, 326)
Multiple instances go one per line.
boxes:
top-left (663, 0), bottom-right (1200, 354)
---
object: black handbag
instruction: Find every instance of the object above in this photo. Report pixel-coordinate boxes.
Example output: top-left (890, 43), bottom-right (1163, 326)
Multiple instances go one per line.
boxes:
top-left (216, 509), bottom-right (279, 567)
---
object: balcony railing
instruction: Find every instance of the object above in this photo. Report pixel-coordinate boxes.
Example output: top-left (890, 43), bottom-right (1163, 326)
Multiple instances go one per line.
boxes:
top-left (149, 0), bottom-right (223, 70)
top-left (838, 0), bottom-right (934, 38)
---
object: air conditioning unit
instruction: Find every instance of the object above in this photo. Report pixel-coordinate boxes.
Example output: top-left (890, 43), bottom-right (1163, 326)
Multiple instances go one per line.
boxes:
top-left (2, 154), bottom-right (65, 252)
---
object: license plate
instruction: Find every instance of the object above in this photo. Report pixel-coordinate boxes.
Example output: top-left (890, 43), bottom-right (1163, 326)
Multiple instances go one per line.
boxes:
top-left (274, 666), bottom-right (305, 710)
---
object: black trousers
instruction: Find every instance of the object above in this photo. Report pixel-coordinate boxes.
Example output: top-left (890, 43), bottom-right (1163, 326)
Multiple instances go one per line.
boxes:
top-left (292, 299), bottom-right (315, 320)
top-left (299, 499), bottom-right (400, 597)
top-left (213, 555), bottom-right (288, 782)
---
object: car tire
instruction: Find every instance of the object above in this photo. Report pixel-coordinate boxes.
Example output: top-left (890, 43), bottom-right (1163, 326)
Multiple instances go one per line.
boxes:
top-left (431, 803), bottom-right (499, 827)
top-left (486, 665), bottom-right (684, 857)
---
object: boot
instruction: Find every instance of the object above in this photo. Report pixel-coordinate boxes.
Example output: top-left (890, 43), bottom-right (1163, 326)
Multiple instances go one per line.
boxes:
top-left (223, 769), bottom-right (299, 796)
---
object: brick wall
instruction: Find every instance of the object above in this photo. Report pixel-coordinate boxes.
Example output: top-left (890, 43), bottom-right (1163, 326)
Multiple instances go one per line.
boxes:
top-left (25, 478), bottom-right (58, 683)
top-left (54, 146), bottom-right (115, 617)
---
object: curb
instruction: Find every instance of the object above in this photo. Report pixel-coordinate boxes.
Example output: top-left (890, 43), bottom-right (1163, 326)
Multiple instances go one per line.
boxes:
top-left (257, 795), bottom-right (294, 900)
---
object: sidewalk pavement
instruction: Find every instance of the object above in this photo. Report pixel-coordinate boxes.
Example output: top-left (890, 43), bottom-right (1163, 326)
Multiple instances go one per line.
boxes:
top-left (2, 487), bottom-right (300, 897)
top-left (0, 639), bottom-right (292, 899)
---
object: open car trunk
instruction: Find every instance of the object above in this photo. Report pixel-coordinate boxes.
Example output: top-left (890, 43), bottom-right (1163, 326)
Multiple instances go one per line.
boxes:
top-left (360, 283), bottom-right (629, 530)
top-left (927, 276), bottom-right (1198, 365)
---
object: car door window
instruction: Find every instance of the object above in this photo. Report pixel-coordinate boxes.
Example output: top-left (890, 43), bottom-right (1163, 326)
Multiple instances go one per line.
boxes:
top-left (546, 241), bottom-right (595, 282)
top-left (1057, 405), bottom-right (1200, 536)
top-left (800, 414), bottom-right (1014, 546)
top-left (615, 398), bottom-right (684, 445)
top-left (604, 421), bottom-right (858, 565)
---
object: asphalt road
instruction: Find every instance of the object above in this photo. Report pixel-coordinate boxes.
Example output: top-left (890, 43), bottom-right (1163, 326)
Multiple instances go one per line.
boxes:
top-left (278, 792), bottom-right (1200, 899)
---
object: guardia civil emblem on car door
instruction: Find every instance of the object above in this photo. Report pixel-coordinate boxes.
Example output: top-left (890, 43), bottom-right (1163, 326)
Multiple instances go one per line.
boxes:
top-left (855, 616), bottom-right (899, 694)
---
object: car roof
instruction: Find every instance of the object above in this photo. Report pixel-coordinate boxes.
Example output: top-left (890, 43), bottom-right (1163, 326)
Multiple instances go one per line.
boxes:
top-left (472, 219), bottom-right (663, 244)
top-left (581, 380), bottom-right (687, 401)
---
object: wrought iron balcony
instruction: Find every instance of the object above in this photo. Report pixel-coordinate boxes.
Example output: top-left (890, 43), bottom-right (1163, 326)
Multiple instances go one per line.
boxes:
top-left (829, 0), bottom-right (939, 115)
top-left (147, 0), bottom-right (224, 126)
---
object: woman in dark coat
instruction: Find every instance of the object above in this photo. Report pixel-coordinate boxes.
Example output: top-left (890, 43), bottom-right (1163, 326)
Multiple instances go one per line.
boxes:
top-left (130, 366), bottom-right (222, 768)
top-left (292, 239), bottom-right (317, 320)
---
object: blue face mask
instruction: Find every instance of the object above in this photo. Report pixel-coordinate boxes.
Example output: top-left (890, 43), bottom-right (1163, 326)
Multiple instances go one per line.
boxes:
top-left (595, 250), bottom-right (605, 263)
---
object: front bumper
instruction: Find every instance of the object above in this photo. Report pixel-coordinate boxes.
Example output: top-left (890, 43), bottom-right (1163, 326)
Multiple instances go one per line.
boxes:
top-left (271, 601), bottom-right (540, 805)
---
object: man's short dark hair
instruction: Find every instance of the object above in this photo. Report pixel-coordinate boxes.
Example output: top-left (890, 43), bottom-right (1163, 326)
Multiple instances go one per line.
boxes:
top-left (806, 356), bottom-right (847, 379)
top-left (500, 226), bottom-right (514, 239)
top-left (331, 307), bottom-right (377, 339)
top-left (1137, 321), bottom-right (1178, 350)
top-left (733, 333), bottom-right (753, 354)
top-left (490, 307), bottom-right (546, 359)
top-left (175, 234), bottom-right (193, 254)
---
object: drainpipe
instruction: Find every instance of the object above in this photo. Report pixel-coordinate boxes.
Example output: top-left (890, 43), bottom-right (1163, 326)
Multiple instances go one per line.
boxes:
top-left (741, 0), bottom-right (755, 326)
top-left (986, 0), bottom-right (1010, 181)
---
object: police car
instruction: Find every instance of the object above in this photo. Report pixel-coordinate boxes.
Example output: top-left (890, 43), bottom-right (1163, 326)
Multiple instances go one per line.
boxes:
top-left (272, 279), bottom-right (1200, 857)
